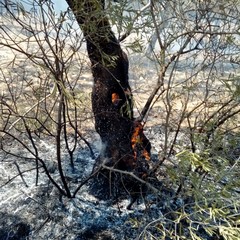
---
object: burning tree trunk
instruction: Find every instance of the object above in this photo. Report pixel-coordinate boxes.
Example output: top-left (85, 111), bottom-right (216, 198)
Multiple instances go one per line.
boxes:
top-left (66, 0), bottom-right (151, 173)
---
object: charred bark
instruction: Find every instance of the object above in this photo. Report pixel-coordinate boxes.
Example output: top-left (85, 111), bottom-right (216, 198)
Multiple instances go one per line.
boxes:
top-left (66, 1), bottom-right (151, 186)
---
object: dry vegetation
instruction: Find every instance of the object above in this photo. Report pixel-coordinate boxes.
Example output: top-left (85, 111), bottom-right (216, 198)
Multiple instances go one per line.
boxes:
top-left (0, 1), bottom-right (240, 239)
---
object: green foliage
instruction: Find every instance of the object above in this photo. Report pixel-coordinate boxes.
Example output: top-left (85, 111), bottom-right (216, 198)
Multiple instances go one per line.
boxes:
top-left (176, 150), bottom-right (212, 172)
top-left (139, 148), bottom-right (240, 239)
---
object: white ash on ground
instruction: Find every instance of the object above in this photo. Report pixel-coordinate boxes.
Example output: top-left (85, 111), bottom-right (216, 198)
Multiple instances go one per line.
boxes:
top-left (0, 139), bottom-right (174, 240)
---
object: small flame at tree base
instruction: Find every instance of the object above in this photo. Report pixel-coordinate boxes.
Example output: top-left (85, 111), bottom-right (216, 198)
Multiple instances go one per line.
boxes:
top-left (131, 121), bottom-right (151, 161)
top-left (143, 149), bottom-right (151, 161)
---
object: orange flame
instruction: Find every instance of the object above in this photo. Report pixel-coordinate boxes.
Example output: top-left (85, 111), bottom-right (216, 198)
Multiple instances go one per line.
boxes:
top-left (131, 121), bottom-right (151, 161)
top-left (112, 93), bottom-right (121, 106)
top-left (143, 149), bottom-right (151, 161)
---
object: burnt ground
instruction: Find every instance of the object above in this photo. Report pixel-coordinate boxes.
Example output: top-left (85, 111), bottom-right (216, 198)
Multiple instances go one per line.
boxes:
top-left (0, 132), bottom-right (178, 240)
top-left (2, 125), bottom-right (238, 240)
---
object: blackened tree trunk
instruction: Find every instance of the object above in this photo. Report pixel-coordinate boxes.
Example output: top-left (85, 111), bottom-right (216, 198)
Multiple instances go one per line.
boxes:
top-left (65, 0), bottom-right (150, 172)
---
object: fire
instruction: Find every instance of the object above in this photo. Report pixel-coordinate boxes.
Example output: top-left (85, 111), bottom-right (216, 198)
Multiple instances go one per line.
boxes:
top-left (112, 93), bottom-right (121, 106)
top-left (143, 149), bottom-right (151, 161)
top-left (131, 121), bottom-right (151, 161)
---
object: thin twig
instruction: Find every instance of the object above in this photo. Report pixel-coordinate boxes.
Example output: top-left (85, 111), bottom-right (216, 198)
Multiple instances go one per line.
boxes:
top-left (72, 165), bottom-right (102, 197)
top-left (101, 164), bottom-right (161, 195)
top-left (56, 93), bottom-right (72, 197)
top-left (119, 0), bottom-right (151, 42)
top-left (0, 166), bottom-right (42, 189)
top-left (13, 161), bottom-right (29, 187)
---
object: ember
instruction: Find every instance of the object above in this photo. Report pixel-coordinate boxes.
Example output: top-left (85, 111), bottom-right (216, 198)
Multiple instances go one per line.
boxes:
top-left (112, 93), bottom-right (121, 106)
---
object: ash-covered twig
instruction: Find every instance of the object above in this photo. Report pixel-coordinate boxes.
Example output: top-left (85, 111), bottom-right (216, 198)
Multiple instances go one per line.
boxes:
top-left (0, 166), bottom-right (42, 189)
top-left (73, 165), bottom-right (103, 197)
top-left (101, 164), bottom-right (160, 195)
top-left (13, 161), bottom-right (29, 187)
